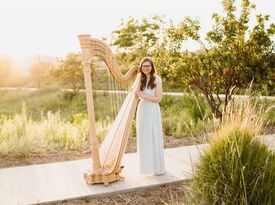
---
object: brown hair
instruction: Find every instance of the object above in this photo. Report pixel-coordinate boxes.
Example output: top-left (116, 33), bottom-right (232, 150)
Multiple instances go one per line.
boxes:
top-left (139, 57), bottom-right (157, 91)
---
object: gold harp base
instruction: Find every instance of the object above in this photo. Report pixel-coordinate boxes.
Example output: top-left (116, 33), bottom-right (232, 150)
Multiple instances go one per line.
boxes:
top-left (84, 166), bottom-right (125, 186)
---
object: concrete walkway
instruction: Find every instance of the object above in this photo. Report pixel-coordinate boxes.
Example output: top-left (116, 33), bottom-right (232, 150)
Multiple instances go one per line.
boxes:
top-left (1, 87), bottom-right (274, 100)
top-left (0, 134), bottom-right (274, 205)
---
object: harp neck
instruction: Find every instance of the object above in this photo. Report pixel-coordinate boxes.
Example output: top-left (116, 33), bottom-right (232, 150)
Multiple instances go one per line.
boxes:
top-left (78, 34), bottom-right (139, 84)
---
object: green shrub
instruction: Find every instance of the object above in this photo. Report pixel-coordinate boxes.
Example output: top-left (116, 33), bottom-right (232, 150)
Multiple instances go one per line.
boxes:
top-left (192, 130), bottom-right (275, 204)
top-left (190, 96), bottom-right (275, 205)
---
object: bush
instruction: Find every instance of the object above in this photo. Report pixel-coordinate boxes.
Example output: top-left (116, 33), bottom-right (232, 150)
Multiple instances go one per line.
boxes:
top-left (192, 130), bottom-right (275, 204)
top-left (190, 96), bottom-right (275, 205)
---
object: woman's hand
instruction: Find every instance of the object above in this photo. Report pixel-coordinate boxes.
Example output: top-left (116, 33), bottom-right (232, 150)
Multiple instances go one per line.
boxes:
top-left (135, 91), bottom-right (144, 99)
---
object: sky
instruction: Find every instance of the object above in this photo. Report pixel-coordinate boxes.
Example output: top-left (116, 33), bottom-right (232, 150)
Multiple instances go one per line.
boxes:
top-left (0, 0), bottom-right (274, 59)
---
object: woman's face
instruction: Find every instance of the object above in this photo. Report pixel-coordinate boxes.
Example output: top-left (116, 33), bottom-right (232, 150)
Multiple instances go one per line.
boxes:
top-left (141, 61), bottom-right (152, 75)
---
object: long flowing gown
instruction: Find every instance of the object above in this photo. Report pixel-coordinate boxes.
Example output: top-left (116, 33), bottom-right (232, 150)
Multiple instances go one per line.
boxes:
top-left (136, 75), bottom-right (165, 175)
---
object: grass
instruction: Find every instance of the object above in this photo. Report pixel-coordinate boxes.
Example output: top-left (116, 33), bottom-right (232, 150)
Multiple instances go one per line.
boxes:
top-left (0, 104), bottom-right (114, 157)
top-left (0, 89), bottom-right (68, 120)
top-left (162, 94), bottom-right (218, 137)
top-left (188, 94), bottom-right (275, 205)
top-left (0, 104), bottom-right (87, 156)
top-left (0, 88), bottom-right (274, 157)
top-left (0, 88), bottom-right (122, 122)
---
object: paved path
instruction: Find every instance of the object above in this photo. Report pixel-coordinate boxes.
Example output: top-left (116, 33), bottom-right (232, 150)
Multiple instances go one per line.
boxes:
top-left (0, 134), bottom-right (274, 205)
top-left (1, 87), bottom-right (274, 99)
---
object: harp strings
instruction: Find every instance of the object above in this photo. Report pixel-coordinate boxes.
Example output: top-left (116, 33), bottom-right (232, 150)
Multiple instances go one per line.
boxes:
top-left (92, 59), bottom-right (129, 143)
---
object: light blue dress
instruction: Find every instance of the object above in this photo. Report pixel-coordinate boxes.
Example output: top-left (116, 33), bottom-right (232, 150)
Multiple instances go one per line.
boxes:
top-left (136, 75), bottom-right (165, 175)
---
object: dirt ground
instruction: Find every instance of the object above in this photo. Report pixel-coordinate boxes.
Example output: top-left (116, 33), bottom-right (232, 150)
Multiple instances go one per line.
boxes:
top-left (1, 126), bottom-right (273, 169)
top-left (0, 134), bottom-right (206, 169)
top-left (51, 181), bottom-right (190, 205)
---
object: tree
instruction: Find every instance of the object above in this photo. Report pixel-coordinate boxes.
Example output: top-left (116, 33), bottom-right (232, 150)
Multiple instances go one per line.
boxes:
top-left (53, 53), bottom-right (95, 94)
top-left (165, 0), bottom-right (275, 119)
top-left (109, 15), bottom-right (179, 89)
top-left (108, 1), bottom-right (274, 119)
top-left (111, 15), bottom-right (167, 65)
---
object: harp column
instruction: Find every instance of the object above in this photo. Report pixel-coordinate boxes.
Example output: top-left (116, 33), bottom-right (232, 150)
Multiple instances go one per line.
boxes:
top-left (78, 34), bottom-right (102, 171)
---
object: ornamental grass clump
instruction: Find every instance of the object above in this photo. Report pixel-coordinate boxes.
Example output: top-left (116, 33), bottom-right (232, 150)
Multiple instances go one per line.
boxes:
top-left (190, 95), bottom-right (275, 205)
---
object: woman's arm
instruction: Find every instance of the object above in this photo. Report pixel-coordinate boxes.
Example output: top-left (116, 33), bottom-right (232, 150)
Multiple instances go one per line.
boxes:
top-left (136, 82), bottom-right (163, 103)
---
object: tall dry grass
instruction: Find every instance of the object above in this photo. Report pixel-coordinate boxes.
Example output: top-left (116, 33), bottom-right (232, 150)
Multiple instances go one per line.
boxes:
top-left (188, 89), bottom-right (275, 204)
top-left (0, 104), bottom-right (111, 157)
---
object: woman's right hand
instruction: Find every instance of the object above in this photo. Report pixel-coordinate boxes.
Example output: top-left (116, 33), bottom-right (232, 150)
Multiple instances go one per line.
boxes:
top-left (135, 91), bottom-right (144, 100)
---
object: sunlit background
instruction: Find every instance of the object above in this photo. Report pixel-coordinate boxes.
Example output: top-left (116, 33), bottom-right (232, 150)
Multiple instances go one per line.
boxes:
top-left (0, 0), bottom-right (274, 74)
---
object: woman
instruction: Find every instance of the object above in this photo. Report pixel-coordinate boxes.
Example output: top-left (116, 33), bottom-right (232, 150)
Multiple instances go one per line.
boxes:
top-left (135, 57), bottom-right (165, 175)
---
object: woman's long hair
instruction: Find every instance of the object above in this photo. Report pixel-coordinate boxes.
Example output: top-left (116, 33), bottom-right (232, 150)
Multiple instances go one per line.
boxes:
top-left (139, 57), bottom-right (157, 91)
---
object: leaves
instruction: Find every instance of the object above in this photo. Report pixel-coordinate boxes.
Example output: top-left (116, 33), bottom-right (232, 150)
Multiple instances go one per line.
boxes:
top-left (109, 0), bottom-right (274, 118)
top-left (53, 53), bottom-right (95, 93)
top-left (111, 15), bottom-right (168, 64)
top-left (166, 0), bottom-right (275, 117)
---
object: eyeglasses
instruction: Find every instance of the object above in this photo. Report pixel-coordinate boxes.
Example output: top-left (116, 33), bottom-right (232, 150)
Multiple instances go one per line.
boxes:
top-left (142, 65), bottom-right (151, 68)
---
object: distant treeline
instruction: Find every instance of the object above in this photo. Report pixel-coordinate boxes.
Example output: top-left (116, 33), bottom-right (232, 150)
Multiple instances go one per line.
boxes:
top-left (0, 0), bottom-right (274, 119)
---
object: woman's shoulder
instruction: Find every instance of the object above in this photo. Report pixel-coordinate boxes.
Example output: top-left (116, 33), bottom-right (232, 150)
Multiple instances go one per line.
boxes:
top-left (154, 74), bottom-right (162, 84)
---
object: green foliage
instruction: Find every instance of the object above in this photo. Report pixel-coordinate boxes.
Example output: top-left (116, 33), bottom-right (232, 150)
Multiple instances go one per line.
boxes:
top-left (161, 95), bottom-right (213, 137)
top-left (190, 96), bottom-right (275, 204)
top-left (53, 53), bottom-right (83, 93)
top-left (53, 53), bottom-right (95, 93)
top-left (0, 89), bottom-right (123, 123)
top-left (72, 113), bottom-right (88, 125)
top-left (0, 88), bottom-right (274, 157)
top-left (192, 131), bottom-right (275, 204)
top-left (165, 0), bottom-right (275, 118)
top-left (110, 0), bottom-right (275, 119)
top-left (111, 15), bottom-right (168, 65)
top-left (0, 89), bottom-right (69, 120)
